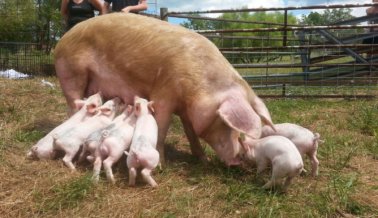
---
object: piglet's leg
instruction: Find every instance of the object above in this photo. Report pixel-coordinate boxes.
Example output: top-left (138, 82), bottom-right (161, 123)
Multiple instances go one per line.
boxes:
top-left (309, 152), bottom-right (319, 177)
top-left (141, 168), bottom-right (158, 188)
top-left (262, 177), bottom-right (281, 190)
top-left (103, 157), bottom-right (117, 184)
top-left (256, 159), bottom-right (268, 175)
top-left (62, 152), bottom-right (76, 171)
top-left (128, 167), bottom-right (137, 186)
top-left (78, 143), bottom-right (89, 163)
top-left (92, 156), bottom-right (102, 182)
top-left (282, 176), bottom-right (294, 193)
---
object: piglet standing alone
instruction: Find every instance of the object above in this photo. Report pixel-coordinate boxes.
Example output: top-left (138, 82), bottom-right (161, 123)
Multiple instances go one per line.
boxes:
top-left (125, 96), bottom-right (159, 188)
top-left (26, 93), bottom-right (103, 160)
top-left (53, 97), bottom-right (121, 171)
top-left (91, 105), bottom-right (137, 183)
top-left (240, 135), bottom-right (304, 192)
top-left (261, 123), bottom-right (322, 177)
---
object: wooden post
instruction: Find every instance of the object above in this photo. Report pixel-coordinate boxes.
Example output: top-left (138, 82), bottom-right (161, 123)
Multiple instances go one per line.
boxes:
top-left (160, 8), bottom-right (168, 21)
top-left (283, 9), bottom-right (288, 47)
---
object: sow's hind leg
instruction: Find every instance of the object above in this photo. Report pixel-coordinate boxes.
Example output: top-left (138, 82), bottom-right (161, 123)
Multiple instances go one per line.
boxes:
top-left (55, 58), bottom-right (88, 114)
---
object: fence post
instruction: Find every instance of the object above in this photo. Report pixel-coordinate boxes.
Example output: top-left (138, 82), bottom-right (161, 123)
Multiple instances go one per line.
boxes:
top-left (160, 7), bottom-right (168, 21)
top-left (283, 9), bottom-right (288, 47)
top-left (282, 84), bottom-right (286, 97)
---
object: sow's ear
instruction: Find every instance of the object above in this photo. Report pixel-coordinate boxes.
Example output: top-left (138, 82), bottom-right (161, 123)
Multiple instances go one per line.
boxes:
top-left (251, 96), bottom-right (276, 131)
top-left (217, 96), bottom-right (262, 139)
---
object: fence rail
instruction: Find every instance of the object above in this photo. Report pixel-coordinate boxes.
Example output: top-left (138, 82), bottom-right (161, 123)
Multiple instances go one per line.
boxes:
top-left (1, 3), bottom-right (377, 98)
top-left (162, 3), bottom-right (378, 98)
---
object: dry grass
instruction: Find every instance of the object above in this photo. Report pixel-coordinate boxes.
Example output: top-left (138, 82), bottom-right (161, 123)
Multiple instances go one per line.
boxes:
top-left (0, 77), bottom-right (377, 217)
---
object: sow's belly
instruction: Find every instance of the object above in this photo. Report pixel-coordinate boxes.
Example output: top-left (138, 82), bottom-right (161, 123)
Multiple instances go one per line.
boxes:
top-left (85, 73), bottom-right (147, 105)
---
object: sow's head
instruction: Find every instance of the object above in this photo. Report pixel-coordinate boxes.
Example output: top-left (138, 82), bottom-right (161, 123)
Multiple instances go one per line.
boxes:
top-left (200, 95), bottom-right (267, 166)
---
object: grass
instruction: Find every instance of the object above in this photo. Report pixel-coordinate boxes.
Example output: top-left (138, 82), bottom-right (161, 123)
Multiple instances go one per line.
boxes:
top-left (0, 77), bottom-right (377, 217)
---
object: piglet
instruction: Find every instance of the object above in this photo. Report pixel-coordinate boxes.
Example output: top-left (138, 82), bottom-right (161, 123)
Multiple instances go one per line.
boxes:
top-left (26, 92), bottom-right (103, 160)
top-left (125, 96), bottom-right (159, 188)
top-left (90, 105), bottom-right (137, 183)
top-left (53, 97), bottom-right (121, 171)
top-left (261, 123), bottom-right (322, 177)
top-left (239, 135), bottom-right (304, 192)
top-left (79, 105), bottom-right (130, 164)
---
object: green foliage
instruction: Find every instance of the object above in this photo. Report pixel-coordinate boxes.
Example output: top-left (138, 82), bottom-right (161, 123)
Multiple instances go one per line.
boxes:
top-left (182, 9), bottom-right (298, 64)
top-left (349, 102), bottom-right (378, 136)
top-left (0, 0), bottom-right (62, 52)
top-left (300, 8), bottom-right (354, 25)
top-left (0, 0), bottom-right (37, 42)
top-left (34, 0), bottom-right (64, 52)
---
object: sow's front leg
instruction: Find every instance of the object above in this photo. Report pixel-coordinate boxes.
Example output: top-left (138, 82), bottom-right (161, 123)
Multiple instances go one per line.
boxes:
top-left (55, 58), bottom-right (88, 114)
top-left (154, 108), bottom-right (172, 166)
top-left (180, 115), bottom-right (207, 162)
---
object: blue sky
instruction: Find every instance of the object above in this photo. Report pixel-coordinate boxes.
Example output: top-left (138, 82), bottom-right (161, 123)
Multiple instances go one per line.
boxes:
top-left (147, 0), bottom-right (373, 24)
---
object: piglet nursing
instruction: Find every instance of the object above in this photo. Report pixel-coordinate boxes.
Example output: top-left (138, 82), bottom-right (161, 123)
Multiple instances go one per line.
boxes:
top-left (240, 136), bottom-right (304, 192)
top-left (261, 123), bottom-right (322, 176)
top-left (91, 105), bottom-right (137, 183)
top-left (53, 97), bottom-right (121, 171)
top-left (125, 96), bottom-right (159, 188)
top-left (26, 92), bottom-right (103, 160)
top-left (79, 105), bottom-right (131, 164)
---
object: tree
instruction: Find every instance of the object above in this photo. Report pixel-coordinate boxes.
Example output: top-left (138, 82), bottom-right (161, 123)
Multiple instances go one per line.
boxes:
top-left (0, 0), bottom-right (62, 53)
top-left (299, 8), bottom-right (356, 43)
top-left (0, 0), bottom-right (37, 42)
top-left (300, 8), bottom-right (354, 25)
top-left (181, 9), bottom-right (298, 63)
top-left (35, 0), bottom-right (63, 53)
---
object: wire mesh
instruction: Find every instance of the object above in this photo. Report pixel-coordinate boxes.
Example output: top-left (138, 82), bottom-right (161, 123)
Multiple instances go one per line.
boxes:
top-left (165, 3), bottom-right (378, 98)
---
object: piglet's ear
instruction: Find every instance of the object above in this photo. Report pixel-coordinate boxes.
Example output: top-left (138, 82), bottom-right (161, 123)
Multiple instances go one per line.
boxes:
top-left (100, 107), bottom-right (111, 116)
top-left (134, 102), bottom-right (141, 116)
top-left (74, 99), bottom-right (85, 110)
top-left (148, 101), bottom-right (155, 114)
top-left (217, 96), bottom-right (262, 139)
top-left (126, 105), bottom-right (133, 115)
top-left (86, 103), bottom-right (98, 115)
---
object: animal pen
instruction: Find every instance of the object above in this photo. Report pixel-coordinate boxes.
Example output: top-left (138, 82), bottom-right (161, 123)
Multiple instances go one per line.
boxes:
top-left (161, 3), bottom-right (378, 98)
top-left (1, 3), bottom-right (378, 99)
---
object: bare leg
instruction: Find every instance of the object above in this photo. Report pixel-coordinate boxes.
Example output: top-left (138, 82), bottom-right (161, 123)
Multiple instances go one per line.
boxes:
top-left (128, 167), bottom-right (137, 186)
top-left (180, 115), bottom-right (207, 162)
top-left (262, 177), bottom-right (280, 190)
top-left (256, 159), bottom-right (268, 175)
top-left (153, 103), bottom-right (173, 166)
top-left (309, 152), bottom-right (319, 177)
top-left (103, 157), bottom-right (116, 184)
top-left (78, 143), bottom-right (88, 163)
top-left (87, 155), bottom-right (95, 163)
top-left (141, 168), bottom-right (158, 187)
top-left (282, 176), bottom-right (294, 192)
top-left (92, 156), bottom-right (102, 182)
top-left (62, 152), bottom-right (76, 171)
top-left (55, 59), bottom-right (87, 115)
